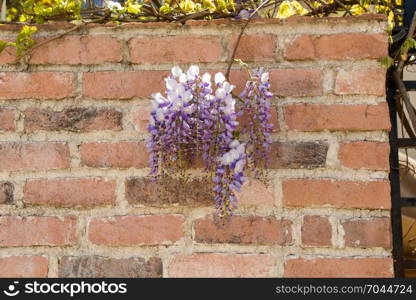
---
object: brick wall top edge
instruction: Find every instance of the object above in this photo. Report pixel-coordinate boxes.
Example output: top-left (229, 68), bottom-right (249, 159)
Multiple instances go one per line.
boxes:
top-left (0, 14), bottom-right (387, 32)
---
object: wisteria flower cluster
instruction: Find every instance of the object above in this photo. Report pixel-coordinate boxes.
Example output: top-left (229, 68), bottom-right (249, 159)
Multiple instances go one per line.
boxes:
top-left (148, 65), bottom-right (272, 217)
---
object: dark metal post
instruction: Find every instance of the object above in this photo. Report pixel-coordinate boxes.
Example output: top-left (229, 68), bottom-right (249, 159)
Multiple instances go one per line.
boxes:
top-left (388, 72), bottom-right (405, 278)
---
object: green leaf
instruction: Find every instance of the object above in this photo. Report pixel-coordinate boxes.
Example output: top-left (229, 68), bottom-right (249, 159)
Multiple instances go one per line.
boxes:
top-left (0, 41), bottom-right (8, 54)
top-left (380, 56), bottom-right (394, 68)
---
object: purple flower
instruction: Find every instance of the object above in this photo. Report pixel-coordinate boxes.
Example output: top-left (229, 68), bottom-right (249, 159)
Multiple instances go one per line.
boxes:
top-left (148, 65), bottom-right (272, 217)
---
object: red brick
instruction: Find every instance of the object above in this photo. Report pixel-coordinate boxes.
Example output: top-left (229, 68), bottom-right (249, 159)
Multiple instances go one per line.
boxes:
top-left (0, 44), bottom-right (16, 64)
top-left (284, 257), bottom-right (393, 277)
top-left (31, 35), bottom-right (122, 64)
top-left (0, 256), bottom-right (48, 278)
top-left (339, 142), bottom-right (390, 170)
top-left (334, 68), bottom-right (386, 96)
top-left (169, 253), bottom-right (277, 277)
top-left (284, 35), bottom-right (315, 60)
top-left (270, 69), bottom-right (322, 96)
top-left (237, 106), bottom-right (279, 132)
top-left (129, 36), bottom-right (221, 63)
top-left (0, 216), bottom-right (76, 246)
top-left (343, 218), bottom-right (391, 248)
top-left (284, 33), bottom-right (387, 60)
top-left (83, 71), bottom-right (168, 99)
top-left (88, 215), bottom-right (184, 246)
top-left (131, 106), bottom-right (151, 132)
top-left (284, 103), bottom-right (391, 131)
top-left (0, 108), bottom-right (15, 131)
top-left (301, 216), bottom-right (332, 247)
top-left (282, 179), bottom-right (390, 209)
top-left (80, 142), bottom-right (148, 169)
top-left (194, 216), bottom-right (292, 245)
top-left (269, 141), bottom-right (328, 169)
top-left (59, 256), bottom-right (162, 278)
top-left (24, 178), bottom-right (116, 207)
top-left (24, 107), bottom-right (122, 132)
top-left (0, 72), bottom-right (75, 99)
top-left (0, 182), bottom-right (13, 204)
top-left (228, 34), bottom-right (277, 61)
top-left (236, 179), bottom-right (275, 207)
top-left (0, 142), bottom-right (70, 171)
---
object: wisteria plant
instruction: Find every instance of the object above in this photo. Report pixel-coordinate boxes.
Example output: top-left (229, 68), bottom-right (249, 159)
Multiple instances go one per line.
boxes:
top-left (148, 65), bottom-right (273, 217)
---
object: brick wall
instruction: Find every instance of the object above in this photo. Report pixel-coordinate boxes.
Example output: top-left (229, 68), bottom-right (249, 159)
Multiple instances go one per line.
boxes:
top-left (0, 15), bottom-right (393, 278)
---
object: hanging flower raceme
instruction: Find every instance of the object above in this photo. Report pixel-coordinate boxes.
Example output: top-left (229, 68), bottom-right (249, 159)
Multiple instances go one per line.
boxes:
top-left (239, 68), bottom-right (273, 181)
top-left (148, 65), bottom-right (272, 217)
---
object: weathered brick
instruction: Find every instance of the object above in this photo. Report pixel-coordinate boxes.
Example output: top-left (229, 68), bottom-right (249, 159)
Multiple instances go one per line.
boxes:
top-left (269, 141), bottom-right (328, 169)
top-left (0, 142), bottom-right (70, 171)
top-left (126, 177), bottom-right (273, 208)
top-left (334, 68), bottom-right (386, 96)
top-left (0, 216), bottom-right (77, 246)
top-left (270, 69), bottom-right (322, 96)
top-left (194, 216), bottom-right (292, 245)
top-left (59, 256), bottom-right (162, 278)
top-left (301, 216), bottom-right (332, 247)
top-left (342, 218), bottom-right (391, 249)
top-left (83, 71), bottom-right (168, 99)
top-left (131, 106), bottom-right (151, 132)
top-left (284, 33), bottom-right (387, 60)
top-left (130, 36), bottom-right (221, 63)
top-left (30, 35), bottom-right (122, 64)
top-left (0, 72), bottom-right (75, 99)
top-left (283, 179), bottom-right (390, 209)
top-left (24, 178), bottom-right (116, 207)
top-left (24, 107), bottom-right (122, 132)
top-left (339, 142), bottom-right (390, 170)
top-left (0, 182), bottom-right (13, 204)
top-left (0, 256), bottom-right (48, 278)
top-left (80, 142), bottom-right (148, 169)
top-left (284, 103), bottom-right (391, 131)
top-left (284, 257), bottom-right (393, 278)
top-left (88, 215), bottom-right (184, 246)
top-left (0, 108), bottom-right (15, 131)
top-left (169, 253), bottom-right (277, 277)
top-left (228, 34), bottom-right (277, 61)
top-left (125, 177), bottom-right (213, 207)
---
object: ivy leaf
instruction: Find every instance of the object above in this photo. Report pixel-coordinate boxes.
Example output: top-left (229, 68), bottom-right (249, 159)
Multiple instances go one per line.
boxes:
top-left (380, 56), bottom-right (394, 68)
top-left (400, 38), bottom-right (416, 54)
top-left (0, 41), bottom-right (8, 54)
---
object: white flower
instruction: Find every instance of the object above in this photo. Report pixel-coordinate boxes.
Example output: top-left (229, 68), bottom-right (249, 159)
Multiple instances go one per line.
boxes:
top-left (187, 65), bottom-right (199, 79)
top-left (171, 66), bottom-right (183, 78)
top-left (214, 72), bottom-right (226, 85)
top-left (235, 159), bottom-right (245, 173)
top-left (230, 140), bottom-right (240, 149)
top-left (105, 0), bottom-right (123, 11)
top-left (215, 88), bottom-right (226, 99)
top-left (179, 73), bottom-right (187, 83)
top-left (165, 78), bottom-right (178, 90)
top-left (202, 73), bottom-right (211, 84)
top-left (151, 93), bottom-right (167, 108)
top-left (182, 91), bottom-right (193, 103)
top-left (236, 143), bottom-right (245, 155)
top-left (155, 108), bottom-right (165, 122)
top-left (261, 72), bottom-right (269, 84)
top-left (205, 94), bottom-right (215, 102)
top-left (222, 81), bottom-right (234, 93)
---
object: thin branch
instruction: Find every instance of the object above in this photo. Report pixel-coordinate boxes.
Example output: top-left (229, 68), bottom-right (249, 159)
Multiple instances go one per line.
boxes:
top-left (225, 0), bottom-right (272, 81)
